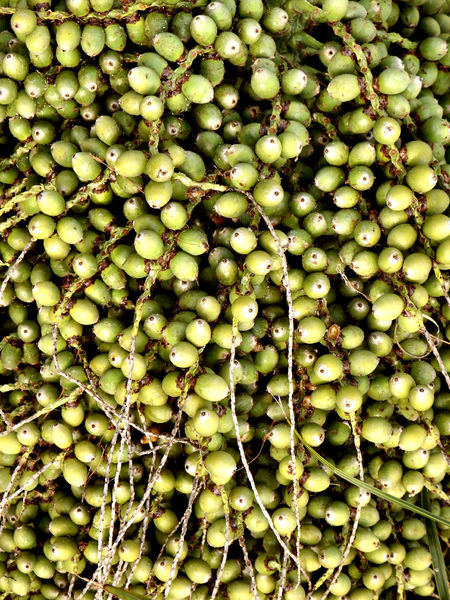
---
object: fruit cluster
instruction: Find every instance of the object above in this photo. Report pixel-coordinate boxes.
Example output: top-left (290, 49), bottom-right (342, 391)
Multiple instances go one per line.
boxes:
top-left (0, 0), bottom-right (449, 598)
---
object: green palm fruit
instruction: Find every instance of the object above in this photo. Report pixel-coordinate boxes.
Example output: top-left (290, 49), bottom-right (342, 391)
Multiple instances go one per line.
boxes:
top-left (386, 184), bottom-right (414, 210)
top-left (405, 165), bottom-right (438, 193)
top-left (251, 67), bottom-right (280, 99)
top-left (146, 153), bottom-right (174, 182)
top-left (71, 152), bottom-right (101, 182)
top-left (153, 32), bottom-right (184, 61)
top-left (29, 49), bottom-right (54, 70)
top-left (2, 52), bottom-right (29, 81)
top-left (253, 179), bottom-right (284, 207)
top-left (81, 25), bottom-right (105, 57)
top-left (0, 77), bottom-right (17, 105)
top-left (143, 12), bottom-right (168, 42)
top-left (377, 68), bottom-right (410, 94)
top-left (0, 0), bottom-right (449, 589)
top-left (190, 14), bottom-right (218, 45)
top-left (114, 150), bottom-right (147, 178)
top-left (10, 9), bottom-right (37, 38)
top-left (99, 25), bottom-right (123, 53)
top-left (26, 25), bottom-right (51, 54)
top-left (204, 450), bottom-right (236, 484)
top-left (170, 12), bottom-right (193, 43)
top-left (328, 74), bottom-right (360, 102)
top-left (373, 116), bottom-right (402, 144)
top-left (324, 140), bottom-right (349, 165)
top-left (140, 97), bottom-right (165, 125)
top-left (372, 293), bottom-right (404, 320)
top-left (133, 229), bottom-right (164, 260)
top-left (315, 165), bottom-right (345, 192)
top-left (323, 0), bottom-right (349, 20)
top-left (419, 36), bottom-right (448, 61)
top-left (44, 537), bottom-right (78, 562)
top-left (128, 66), bottom-right (160, 96)
top-left (422, 116), bottom-right (450, 142)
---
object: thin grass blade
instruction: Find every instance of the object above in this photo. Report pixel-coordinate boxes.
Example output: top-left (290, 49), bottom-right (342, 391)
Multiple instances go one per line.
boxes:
top-left (103, 585), bottom-right (149, 600)
top-left (421, 489), bottom-right (450, 600)
top-left (290, 426), bottom-right (450, 528)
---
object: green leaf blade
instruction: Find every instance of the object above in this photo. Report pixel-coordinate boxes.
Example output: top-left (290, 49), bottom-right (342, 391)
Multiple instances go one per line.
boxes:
top-left (76, 585), bottom-right (148, 600)
top-left (103, 586), bottom-right (149, 600)
top-left (291, 427), bottom-right (450, 528)
top-left (421, 489), bottom-right (450, 600)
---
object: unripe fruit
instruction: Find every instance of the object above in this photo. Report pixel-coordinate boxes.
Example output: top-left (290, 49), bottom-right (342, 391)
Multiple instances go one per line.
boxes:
top-left (170, 251), bottom-right (199, 281)
top-left (193, 408), bottom-right (220, 437)
top-left (405, 166), bottom-right (438, 193)
top-left (281, 69), bottom-right (308, 95)
top-left (297, 316), bottom-right (326, 344)
top-left (323, 0), bottom-right (349, 20)
top-left (315, 166), bottom-right (345, 192)
top-left (0, 432), bottom-right (21, 454)
top-left (182, 74), bottom-right (214, 104)
top-left (253, 179), bottom-right (284, 207)
top-left (251, 67), bottom-right (280, 99)
top-left (146, 153), bottom-right (174, 182)
top-left (116, 150), bottom-right (147, 178)
top-left (153, 32), bottom-right (184, 61)
top-left (311, 354), bottom-right (344, 383)
top-left (372, 293), bottom-right (404, 321)
top-left (328, 74), bottom-right (360, 102)
top-left (324, 140), bottom-right (349, 165)
top-left (11, 9), bottom-right (37, 38)
top-left (362, 417), bottom-right (392, 444)
top-left (28, 214), bottom-right (56, 240)
top-left (190, 15), bottom-right (217, 45)
top-left (70, 299), bottom-right (99, 325)
top-left (134, 230), bottom-right (164, 260)
top-left (170, 342), bottom-right (198, 368)
top-left (44, 537), bottom-right (77, 562)
top-left (229, 162), bottom-right (258, 190)
top-left (349, 350), bottom-right (379, 376)
top-left (144, 181), bottom-right (173, 209)
top-left (230, 228), bottom-right (257, 254)
top-left (140, 95), bottom-right (164, 120)
top-left (372, 117), bottom-right (401, 144)
top-left (386, 185), bottom-right (414, 211)
top-left (419, 36), bottom-right (448, 61)
top-left (204, 450), bottom-right (236, 484)
top-left (336, 385), bottom-right (363, 413)
top-left (128, 66), bottom-right (160, 95)
top-left (377, 68), bottom-right (410, 94)
top-left (119, 540), bottom-right (140, 562)
top-left (237, 18), bottom-right (262, 44)
top-left (72, 152), bottom-right (102, 182)
top-left (0, 0), bottom-right (448, 587)
top-left (195, 373), bottom-right (229, 402)
top-left (81, 24), bottom-right (105, 57)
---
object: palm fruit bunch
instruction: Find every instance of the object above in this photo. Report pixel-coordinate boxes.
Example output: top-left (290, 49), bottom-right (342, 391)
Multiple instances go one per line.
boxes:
top-left (0, 0), bottom-right (449, 597)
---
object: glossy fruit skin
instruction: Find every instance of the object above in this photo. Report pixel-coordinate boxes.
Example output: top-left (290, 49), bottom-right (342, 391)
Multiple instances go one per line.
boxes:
top-left (253, 179), bottom-right (284, 207)
top-left (204, 450), bottom-right (236, 484)
top-left (182, 74), bottom-right (214, 104)
top-left (195, 373), bottom-right (229, 402)
top-left (372, 117), bottom-right (401, 144)
top-left (405, 165), bottom-right (438, 193)
top-left (250, 67), bottom-right (280, 99)
top-left (328, 74), bottom-right (360, 102)
top-left (72, 152), bottom-right (102, 182)
top-left (377, 68), bottom-right (410, 94)
top-left (134, 229), bottom-right (164, 260)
